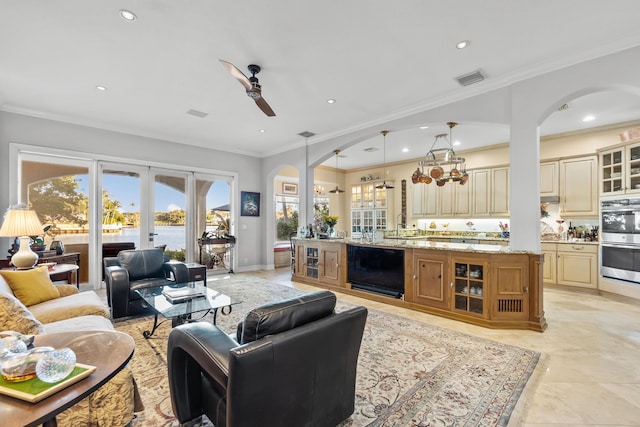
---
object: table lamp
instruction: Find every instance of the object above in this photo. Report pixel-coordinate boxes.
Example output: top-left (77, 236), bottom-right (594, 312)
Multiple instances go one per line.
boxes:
top-left (0, 206), bottom-right (44, 269)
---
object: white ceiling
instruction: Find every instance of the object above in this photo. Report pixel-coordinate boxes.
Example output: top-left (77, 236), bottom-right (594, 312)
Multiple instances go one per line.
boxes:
top-left (1, 1), bottom-right (640, 170)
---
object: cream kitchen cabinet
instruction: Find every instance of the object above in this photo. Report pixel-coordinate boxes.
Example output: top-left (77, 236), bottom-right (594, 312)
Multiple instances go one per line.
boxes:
top-left (411, 180), bottom-right (470, 218)
top-left (540, 161), bottom-right (559, 197)
top-left (471, 167), bottom-right (509, 217)
top-left (543, 242), bottom-right (598, 289)
top-left (599, 142), bottom-right (640, 195)
top-left (557, 243), bottom-right (598, 289)
top-left (559, 156), bottom-right (598, 217)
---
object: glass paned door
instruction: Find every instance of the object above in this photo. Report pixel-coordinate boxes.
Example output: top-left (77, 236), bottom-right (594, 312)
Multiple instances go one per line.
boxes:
top-left (20, 157), bottom-right (91, 284)
top-left (152, 171), bottom-right (187, 254)
top-left (101, 167), bottom-right (143, 249)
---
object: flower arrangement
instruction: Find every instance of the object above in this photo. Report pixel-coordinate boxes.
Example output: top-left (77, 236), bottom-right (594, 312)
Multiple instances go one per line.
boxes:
top-left (322, 215), bottom-right (339, 227)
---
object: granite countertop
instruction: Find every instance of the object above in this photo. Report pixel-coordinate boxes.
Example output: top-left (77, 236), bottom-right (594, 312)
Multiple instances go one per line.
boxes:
top-left (341, 238), bottom-right (534, 255)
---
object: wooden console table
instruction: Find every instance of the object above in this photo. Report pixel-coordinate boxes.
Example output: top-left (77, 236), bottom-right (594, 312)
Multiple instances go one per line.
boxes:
top-left (1, 252), bottom-right (81, 287)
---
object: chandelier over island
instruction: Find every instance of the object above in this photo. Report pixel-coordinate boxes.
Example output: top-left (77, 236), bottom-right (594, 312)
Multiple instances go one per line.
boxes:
top-left (411, 121), bottom-right (469, 186)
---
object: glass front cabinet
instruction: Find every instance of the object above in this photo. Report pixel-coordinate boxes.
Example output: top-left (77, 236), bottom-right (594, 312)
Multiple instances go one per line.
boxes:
top-left (452, 260), bottom-right (486, 317)
top-left (600, 142), bottom-right (640, 195)
top-left (350, 182), bottom-right (391, 239)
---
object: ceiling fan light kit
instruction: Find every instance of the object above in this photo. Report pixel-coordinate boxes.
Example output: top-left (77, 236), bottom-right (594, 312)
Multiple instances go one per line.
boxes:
top-left (219, 60), bottom-right (276, 117)
top-left (411, 122), bottom-right (469, 186)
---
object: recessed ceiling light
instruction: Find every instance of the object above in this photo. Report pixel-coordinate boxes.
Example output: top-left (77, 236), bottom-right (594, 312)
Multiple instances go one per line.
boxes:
top-left (582, 115), bottom-right (596, 122)
top-left (327, 99), bottom-right (336, 104)
top-left (96, 85), bottom-right (107, 91)
top-left (402, 148), bottom-right (409, 153)
top-left (456, 40), bottom-right (471, 49)
top-left (419, 125), bottom-right (429, 130)
top-left (453, 141), bottom-right (461, 146)
top-left (119, 9), bottom-right (137, 21)
top-left (259, 129), bottom-right (266, 133)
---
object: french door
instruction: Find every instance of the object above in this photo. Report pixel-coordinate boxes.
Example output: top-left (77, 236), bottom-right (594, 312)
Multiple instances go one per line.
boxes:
top-left (15, 148), bottom-right (233, 287)
top-left (100, 163), bottom-right (190, 253)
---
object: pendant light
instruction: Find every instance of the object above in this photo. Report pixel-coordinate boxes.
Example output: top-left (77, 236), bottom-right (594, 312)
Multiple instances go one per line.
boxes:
top-left (329, 150), bottom-right (345, 193)
top-left (376, 130), bottom-right (394, 189)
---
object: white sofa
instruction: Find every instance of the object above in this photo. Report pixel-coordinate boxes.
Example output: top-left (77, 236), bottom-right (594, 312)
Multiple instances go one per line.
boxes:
top-left (0, 273), bottom-right (141, 426)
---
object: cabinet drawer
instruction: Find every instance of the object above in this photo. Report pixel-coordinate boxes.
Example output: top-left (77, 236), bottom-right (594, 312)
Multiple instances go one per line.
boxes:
top-left (557, 243), bottom-right (598, 254)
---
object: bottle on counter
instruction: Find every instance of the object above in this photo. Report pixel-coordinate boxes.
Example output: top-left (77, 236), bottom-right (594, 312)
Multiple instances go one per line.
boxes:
top-left (567, 222), bottom-right (574, 240)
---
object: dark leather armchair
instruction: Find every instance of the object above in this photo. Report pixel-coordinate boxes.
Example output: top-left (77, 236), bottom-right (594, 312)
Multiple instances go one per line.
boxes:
top-left (104, 248), bottom-right (189, 319)
top-left (167, 291), bottom-right (368, 427)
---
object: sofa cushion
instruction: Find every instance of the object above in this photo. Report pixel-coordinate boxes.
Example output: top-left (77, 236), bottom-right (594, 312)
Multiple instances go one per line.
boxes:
top-left (28, 291), bottom-right (110, 324)
top-left (0, 266), bottom-right (60, 306)
top-left (0, 292), bottom-right (44, 335)
top-left (42, 314), bottom-right (115, 334)
top-left (238, 290), bottom-right (337, 344)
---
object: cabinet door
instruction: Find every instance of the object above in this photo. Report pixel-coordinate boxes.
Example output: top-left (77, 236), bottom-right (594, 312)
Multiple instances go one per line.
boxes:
top-left (600, 148), bottom-right (624, 195)
top-left (540, 243), bottom-right (557, 284)
top-left (439, 184), bottom-right (454, 216)
top-left (411, 184), bottom-right (425, 217)
top-left (410, 251), bottom-right (450, 310)
top-left (471, 169), bottom-right (491, 216)
top-left (560, 156), bottom-right (598, 217)
top-left (557, 245), bottom-right (598, 288)
top-left (626, 143), bottom-right (640, 194)
top-left (451, 257), bottom-right (487, 317)
top-left (293, 244), bottom-right (307, 279)
top-left (491, 167), bottom-right (509, 216)
top-left (319, 245), bottom-right (341, 286)
top-left (490, 255), bottom-right (529, 321)
top-left (540, 161), bottom-right (559, 197)
top-left (455, 181), bottom-right (471, 216)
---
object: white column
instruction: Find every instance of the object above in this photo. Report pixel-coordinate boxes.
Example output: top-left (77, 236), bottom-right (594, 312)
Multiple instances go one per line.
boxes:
top-left (509, 117), bottom-right (541, 252)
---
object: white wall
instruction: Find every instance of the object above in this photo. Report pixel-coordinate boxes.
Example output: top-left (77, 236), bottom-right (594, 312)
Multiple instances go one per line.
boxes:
top-left (0, 111), bottom-right (266, 274)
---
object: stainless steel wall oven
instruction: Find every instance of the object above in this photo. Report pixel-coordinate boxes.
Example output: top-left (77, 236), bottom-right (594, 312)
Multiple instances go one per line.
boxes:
top-left (601, 198), bottom-right (640, 283)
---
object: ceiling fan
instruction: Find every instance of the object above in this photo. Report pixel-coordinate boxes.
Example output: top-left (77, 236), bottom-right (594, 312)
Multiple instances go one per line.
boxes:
top-left (219, 60), bottom-right (276, 117)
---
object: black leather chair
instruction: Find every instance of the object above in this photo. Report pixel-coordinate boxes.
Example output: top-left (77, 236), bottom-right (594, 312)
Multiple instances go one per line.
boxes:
top-left (104, 248), bottom-right (189, 319)
top-left (167, 291), bottom-right (368, 427)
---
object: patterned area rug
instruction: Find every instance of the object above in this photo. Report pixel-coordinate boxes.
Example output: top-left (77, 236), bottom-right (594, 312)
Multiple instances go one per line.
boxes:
top-left (114, 274), bottom-right (540, 427)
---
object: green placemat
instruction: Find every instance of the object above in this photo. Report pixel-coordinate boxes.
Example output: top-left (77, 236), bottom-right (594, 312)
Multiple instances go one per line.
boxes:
top-left (0, 363), bottom-right (95, 402)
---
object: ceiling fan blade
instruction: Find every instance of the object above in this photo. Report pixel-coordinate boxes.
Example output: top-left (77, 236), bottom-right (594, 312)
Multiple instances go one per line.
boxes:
top-left (255, 97), bottom-right (276, 117)
top-left (219, 59), bottom-right (251, 91)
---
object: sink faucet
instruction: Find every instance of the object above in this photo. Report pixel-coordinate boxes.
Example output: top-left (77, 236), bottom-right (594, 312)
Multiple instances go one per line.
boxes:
top-left (396, 213), bottom-right (405, 237)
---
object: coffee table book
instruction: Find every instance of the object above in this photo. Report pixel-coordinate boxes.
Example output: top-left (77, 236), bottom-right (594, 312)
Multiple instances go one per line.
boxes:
top-left (0, 363), bottom-right (96, 403)
top-left (162, 287), bottom-right (205, 304)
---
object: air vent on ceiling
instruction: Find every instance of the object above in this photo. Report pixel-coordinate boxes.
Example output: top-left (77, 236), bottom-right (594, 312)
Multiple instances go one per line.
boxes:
top-left (186, 109), bottom-right (208, 118)
top-left (557, 103), bottom-right (570, 112)
top-left (298, 131), bottom-right (316, 138)
top-left (364, 147), bottom-right (379, 152)
top-left (455, 69), bottom-right (486, 86)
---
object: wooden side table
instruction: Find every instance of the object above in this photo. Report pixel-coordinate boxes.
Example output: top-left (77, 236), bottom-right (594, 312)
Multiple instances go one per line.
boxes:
top-left (1, 330), bottom-right (135, 427)
top-left (48, 263), bottom-right (80, 288)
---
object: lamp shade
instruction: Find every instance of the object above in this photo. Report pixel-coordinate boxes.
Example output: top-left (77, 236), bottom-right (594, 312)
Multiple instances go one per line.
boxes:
top-left (0, 209), bottom-right (44, 237)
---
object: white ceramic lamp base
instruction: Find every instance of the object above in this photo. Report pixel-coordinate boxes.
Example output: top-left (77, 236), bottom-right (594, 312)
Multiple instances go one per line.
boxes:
top-left (11, 236), bottom-right (39, 269)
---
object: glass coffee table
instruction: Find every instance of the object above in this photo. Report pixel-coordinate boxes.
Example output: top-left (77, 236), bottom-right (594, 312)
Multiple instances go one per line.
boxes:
top-left (136, 281), bottom-right (240, 338)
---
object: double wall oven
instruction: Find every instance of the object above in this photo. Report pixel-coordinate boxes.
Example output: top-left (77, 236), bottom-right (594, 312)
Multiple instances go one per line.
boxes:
top-left (601, 198), bottom-right (640, 284)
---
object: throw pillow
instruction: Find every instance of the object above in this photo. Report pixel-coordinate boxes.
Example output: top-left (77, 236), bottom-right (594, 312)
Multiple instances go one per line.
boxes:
top-left (0, 292), bottom-right (45, 335)
top-left (0, 266), bottom-right (60, 306)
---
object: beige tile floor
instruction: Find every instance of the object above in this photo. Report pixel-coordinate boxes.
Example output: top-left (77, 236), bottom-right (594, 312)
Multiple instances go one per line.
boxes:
top-left (249, 268), bottom-right (640, 427)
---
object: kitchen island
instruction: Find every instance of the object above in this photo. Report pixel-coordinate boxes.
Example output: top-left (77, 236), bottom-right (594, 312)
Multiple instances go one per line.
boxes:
top-left (292, 238), bottom-right (546, 332)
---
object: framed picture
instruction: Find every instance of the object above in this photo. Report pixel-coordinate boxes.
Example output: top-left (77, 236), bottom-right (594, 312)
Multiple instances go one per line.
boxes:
top-left (240, 191), bottom-right (260, 217)
top-left (282, 182), bottom-right (298, 195)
